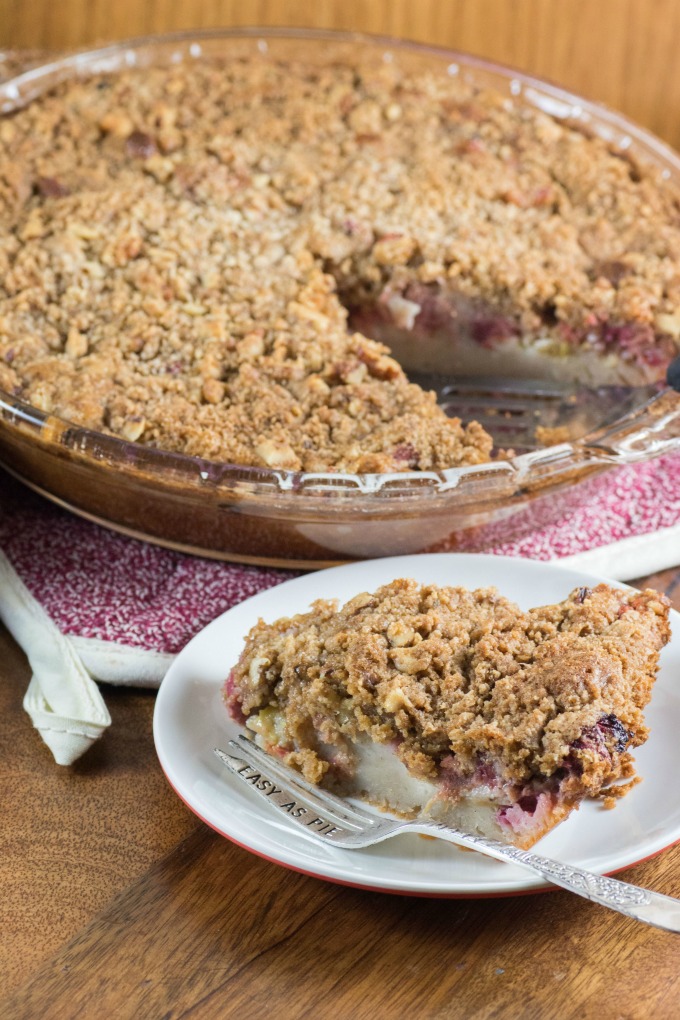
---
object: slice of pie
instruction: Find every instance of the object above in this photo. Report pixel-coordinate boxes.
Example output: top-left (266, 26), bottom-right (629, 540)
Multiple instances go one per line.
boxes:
top-left (225, 578), bottom-right (670, 849)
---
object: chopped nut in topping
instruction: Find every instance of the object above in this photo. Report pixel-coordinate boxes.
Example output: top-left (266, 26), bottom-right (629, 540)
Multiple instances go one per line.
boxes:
top-left (65, 328), bottom-right (88, 358)
top-left (99, 111), bottom-right (134, 137)
top-left (120, 418), bottom-right (146, 441)
top-left (255, 439), bottom-right (300, 469)
top-left (201, 378), bottom-right (224, 404)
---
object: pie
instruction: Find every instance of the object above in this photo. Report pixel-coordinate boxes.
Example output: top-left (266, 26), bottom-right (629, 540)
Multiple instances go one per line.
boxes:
top-left (225, 578), bottom-right (670, 848)
top-left (1, 50), bottom-right (680, 475)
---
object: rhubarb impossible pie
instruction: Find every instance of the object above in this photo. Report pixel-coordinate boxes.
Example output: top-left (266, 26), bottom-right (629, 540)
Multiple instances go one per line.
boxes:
top-left (2, 48), bottom-right (680, 473)
top-left (226, 579), bottom-right (670, 848)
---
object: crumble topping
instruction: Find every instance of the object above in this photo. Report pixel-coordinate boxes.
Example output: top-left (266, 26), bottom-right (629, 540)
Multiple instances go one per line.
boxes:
top-left (2, 53), bottom-right (680, 470)
top-left (227, 579), bottom-right (670, 800)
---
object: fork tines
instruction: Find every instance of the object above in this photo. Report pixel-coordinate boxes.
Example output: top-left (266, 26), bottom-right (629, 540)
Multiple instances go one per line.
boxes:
top-left (216, 737), bottom-right (379, 835)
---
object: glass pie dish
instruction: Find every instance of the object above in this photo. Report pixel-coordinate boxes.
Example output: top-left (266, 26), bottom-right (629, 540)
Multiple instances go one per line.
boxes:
top-left (2, 28), bottom-right (680, 568)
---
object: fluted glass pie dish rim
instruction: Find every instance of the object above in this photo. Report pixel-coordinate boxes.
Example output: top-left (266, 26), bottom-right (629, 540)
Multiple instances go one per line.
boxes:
top-left (2, 27), bottom-right (680, 566)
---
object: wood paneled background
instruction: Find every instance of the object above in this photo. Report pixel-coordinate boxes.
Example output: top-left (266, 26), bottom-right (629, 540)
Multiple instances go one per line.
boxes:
top-left (1, 0), bottom-right (680, 147)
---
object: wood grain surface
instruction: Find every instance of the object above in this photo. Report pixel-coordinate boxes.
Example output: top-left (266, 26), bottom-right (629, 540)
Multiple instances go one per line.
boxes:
top-left (1, 565), bottom-right (680, 1017)
top-left (4, 0), bottom-right (680, 147)
top-left (0, 626), bottom-right (198, 997)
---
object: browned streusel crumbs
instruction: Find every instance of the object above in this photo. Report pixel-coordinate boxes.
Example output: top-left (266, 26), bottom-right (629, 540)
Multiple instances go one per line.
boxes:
top-left (227, 579), bottom-right (670, 795)
top-left (2, 54), bottom-right (680, 470)
top-left (535, 424), bottom-right (573, 447)
top-left (602, 773), bottom-right (642, 809)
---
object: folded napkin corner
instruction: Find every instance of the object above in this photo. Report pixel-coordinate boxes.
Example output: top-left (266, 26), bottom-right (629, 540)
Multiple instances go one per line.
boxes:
top-left (1, 551), bottom-right (112, 765)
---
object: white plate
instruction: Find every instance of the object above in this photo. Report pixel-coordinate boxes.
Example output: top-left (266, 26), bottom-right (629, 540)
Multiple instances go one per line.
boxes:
top-left (153, 554), bottom-right (680, 896)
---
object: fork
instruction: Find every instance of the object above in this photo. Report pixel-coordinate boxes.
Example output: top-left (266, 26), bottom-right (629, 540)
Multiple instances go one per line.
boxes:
top-left (215, 737), bottom-right (680, 933)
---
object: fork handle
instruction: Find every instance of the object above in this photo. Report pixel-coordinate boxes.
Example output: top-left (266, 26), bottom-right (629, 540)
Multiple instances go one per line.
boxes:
top-left (418, 822), bottom-right (680, 933)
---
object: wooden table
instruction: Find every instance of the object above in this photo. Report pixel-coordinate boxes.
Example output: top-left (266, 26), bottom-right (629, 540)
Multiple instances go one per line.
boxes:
top-left (1, 567), bottom-right (680, 1019)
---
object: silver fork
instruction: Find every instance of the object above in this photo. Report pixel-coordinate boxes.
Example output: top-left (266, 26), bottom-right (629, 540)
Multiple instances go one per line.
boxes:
top-left (215, 737), bottom-right (680, 933)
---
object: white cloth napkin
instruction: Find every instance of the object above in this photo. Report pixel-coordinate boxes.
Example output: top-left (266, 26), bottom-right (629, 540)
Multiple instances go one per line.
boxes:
top-left (0, 551), bottom-right (111, 765)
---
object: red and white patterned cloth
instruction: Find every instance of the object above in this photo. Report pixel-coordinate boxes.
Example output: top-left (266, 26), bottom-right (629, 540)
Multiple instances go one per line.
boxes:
top-left (2, 459), bottom-right (680, 763)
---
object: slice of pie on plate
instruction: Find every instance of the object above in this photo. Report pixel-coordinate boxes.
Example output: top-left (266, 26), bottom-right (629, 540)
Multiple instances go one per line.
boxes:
top-left (225, 579), bottom-right (670, 849)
